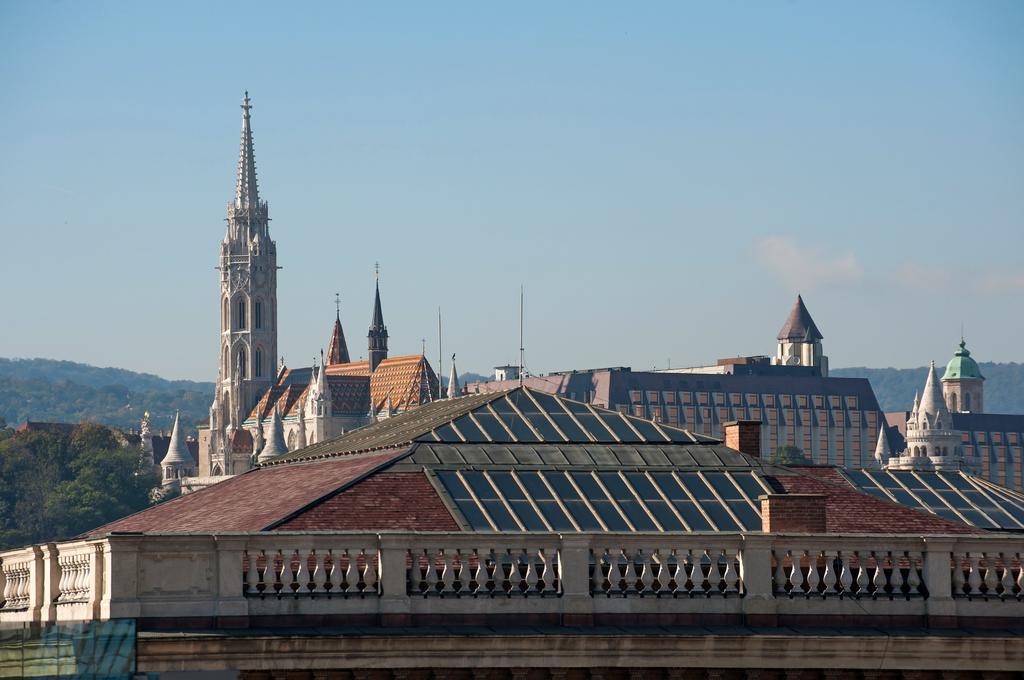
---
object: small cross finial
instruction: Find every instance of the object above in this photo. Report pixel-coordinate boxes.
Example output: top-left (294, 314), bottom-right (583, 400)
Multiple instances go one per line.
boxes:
top-left (335, 292), bottom-right (341, 317)
top-left (374, 261), bottom-right (380, 280)
top-left (241, 91), bottom-right (251, 115)
top-left (421, 338), bottom-right (426, 355)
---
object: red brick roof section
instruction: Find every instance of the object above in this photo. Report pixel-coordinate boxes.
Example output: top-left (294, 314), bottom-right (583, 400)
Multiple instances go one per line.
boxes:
top-left (274, 472), bottom-right (461, 531)
top-left (774, 467), bottom-right (977, 534)
top-left (87, 448), bottom-right (411, 535)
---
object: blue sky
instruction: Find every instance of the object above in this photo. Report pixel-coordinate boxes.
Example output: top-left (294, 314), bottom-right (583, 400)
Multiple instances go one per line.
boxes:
top-left (1, 1), bottom-right (1022, 381)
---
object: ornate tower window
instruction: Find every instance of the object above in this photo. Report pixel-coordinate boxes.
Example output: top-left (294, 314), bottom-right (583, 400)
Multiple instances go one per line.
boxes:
top-left (255, 301), bottom-right (263, 329)
top-left (236, 298), bottom-right (247, 330)
top-left (238, 347), bottom-right (248, 378)
top-left (255, 348), bottom-right (263, 377)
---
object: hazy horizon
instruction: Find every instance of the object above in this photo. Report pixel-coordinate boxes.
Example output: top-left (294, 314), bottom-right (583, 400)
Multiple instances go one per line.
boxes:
top-left (2, 2), bottom-right (1022, 382)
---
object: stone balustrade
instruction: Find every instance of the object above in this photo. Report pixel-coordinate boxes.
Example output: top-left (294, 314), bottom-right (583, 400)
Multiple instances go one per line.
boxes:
top-left (1, 532), bottom-right (1021, 629)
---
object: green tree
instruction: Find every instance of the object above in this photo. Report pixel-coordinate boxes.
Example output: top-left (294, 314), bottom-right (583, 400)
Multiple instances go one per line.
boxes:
top-left (0, 423), bottom-right (160, 549)
top-left (768, 445), bottom-right (813, 466)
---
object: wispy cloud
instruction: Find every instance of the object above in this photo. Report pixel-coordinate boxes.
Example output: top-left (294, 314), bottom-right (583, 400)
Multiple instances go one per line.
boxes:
top-left (753, 235), bottom-right (864, 290)
top-left (973, 271), bottom-right (1024, 293)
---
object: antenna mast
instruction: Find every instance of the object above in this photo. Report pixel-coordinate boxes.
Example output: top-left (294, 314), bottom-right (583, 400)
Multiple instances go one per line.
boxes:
top-left (438, 307), bottom-right (443, 399)
top-left (519, 286), bottom-right (524, 386)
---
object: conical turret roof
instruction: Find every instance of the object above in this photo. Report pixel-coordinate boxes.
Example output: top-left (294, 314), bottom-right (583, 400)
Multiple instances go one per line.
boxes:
top-left (327, 310), bottom-right (350, 365)
top-left (874, 425), bottom-right (890, 462)
top-left (777, 295), bottom-right (823, 342)
top-left (918, 361), bottom-right (951, 428)
top-left (258, 406), bottom-right (288, 462)
top-left (162, 412), bottom-right (193, 466)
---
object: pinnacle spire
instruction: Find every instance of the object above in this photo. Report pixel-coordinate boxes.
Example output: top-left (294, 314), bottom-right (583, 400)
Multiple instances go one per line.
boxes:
top-left (235, 91), bottom-right (260, 210)
top-left (874, 425), bottom-right (890, 463)
top-left (918, 360), bottom-right (951, 427)
top-left (370, 277), bottom-right (385, 331)
top-left (367, 267), bottom-right (388, 372)
top-left (447, 353), bottom-right (459, 399)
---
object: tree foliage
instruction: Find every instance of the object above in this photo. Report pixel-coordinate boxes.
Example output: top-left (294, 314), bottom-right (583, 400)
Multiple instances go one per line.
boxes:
top-left (0, 423), bottom-right (160, 549)
top-left (768, 445), bottom-right (813, 466)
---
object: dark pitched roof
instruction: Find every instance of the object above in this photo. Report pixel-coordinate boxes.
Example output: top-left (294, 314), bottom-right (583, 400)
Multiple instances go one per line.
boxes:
top-left (266, 387), bottom-right (720, 466)
top-left (777, 295), bottom-right (823, 342)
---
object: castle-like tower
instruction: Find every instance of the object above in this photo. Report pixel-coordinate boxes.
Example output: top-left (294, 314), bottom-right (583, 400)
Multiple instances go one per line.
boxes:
top-left (771, 295), bottom-right (828, 376)
top-left (207, 92), bottom-right (279, 476)
top-left (942, 339), bottom-right (985, 414)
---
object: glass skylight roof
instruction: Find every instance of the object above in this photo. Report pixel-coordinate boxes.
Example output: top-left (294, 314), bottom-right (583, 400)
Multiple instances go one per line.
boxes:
top-left (839, 469), bottom-right (1024, 531)
top-left (433, 468), bottom-right (772, 533)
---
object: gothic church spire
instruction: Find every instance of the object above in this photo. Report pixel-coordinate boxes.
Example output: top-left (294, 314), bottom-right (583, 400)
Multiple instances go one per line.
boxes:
top-left (235, 91), bottom-right (260, 210)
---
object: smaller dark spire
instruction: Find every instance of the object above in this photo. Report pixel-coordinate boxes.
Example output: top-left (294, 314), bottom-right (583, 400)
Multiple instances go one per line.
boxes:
top-left (367, 268), bottom-right (388, 372)
top-left (327, 295), bottom-right (350, 365)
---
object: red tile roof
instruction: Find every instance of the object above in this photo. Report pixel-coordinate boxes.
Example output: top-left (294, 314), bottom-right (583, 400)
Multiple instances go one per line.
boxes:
top-left (87, 448), bottom-right (411, 535)
top-left (773, 467), bottom-right (976, 534)
top-left (273, 472), bottom-right (460, 531)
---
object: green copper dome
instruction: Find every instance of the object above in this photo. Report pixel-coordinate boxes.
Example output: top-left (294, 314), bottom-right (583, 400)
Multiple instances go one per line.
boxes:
top-left (942, 340), bottom-right (984, 381)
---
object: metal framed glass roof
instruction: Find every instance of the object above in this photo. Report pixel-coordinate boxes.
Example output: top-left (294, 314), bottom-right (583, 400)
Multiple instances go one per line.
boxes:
top-left (432, 468), bottom-right (772, 533)
top-left (838, 469), bottom-right (1024, 531)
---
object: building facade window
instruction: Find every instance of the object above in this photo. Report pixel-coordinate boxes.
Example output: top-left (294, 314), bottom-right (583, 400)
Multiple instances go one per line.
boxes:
top-left (237, 347), bottom-right (247, 378)
top-left (236, 298), bottom-right (247, 330)
top-left (255, 348), bottom-right (263, 377)
top-left (255, 301), bottom-right (263, 329)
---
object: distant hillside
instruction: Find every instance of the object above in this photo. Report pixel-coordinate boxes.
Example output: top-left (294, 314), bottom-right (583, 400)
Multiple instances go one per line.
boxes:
top-left (0, 358), bottom-right (213, 433)
top-left (833, 362), bottom-right (1024, 414)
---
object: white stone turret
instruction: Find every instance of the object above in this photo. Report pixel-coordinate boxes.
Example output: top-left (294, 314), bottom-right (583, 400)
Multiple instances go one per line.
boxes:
top-left (162, 412), bottom-right (196, 486)
top-left (258, 405), bottom-right (288, 463)
top-left (889, 361), bottom-right (972, 472)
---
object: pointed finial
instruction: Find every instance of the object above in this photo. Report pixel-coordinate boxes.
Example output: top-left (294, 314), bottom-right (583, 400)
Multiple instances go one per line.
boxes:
top-left (374, 261), bottom-right (380, 281)
top-left (335, 292), bottom-right (341, 319)
top-left (422, 338), bottom-right (426, 355)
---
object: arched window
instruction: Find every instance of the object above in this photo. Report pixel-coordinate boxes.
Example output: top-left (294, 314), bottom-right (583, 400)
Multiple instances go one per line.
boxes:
top-left (922, 446), bottom-right (928, 456)
top-left (255, 300), bottom-right (263, 329)
top-left (236, 298), bottom-right (247, 330)
top-left (949, 393), bottom-right (957, 412)
top-left (964, 392), bottom-right (972, 411)
top-left (237, 347), bottom-right (248, 378)
top-left (223, 298), bottom-right (229, 330)
top-left (255, 348), bottom-right (263, 377)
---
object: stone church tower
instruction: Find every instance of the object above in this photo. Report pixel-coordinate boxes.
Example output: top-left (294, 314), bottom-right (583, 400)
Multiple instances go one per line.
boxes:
top-left (207, 92), bottom-right (279, 476)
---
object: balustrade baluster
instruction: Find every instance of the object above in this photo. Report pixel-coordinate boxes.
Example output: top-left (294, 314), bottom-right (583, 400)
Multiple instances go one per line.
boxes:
top-left (71, 558), bottom-right (84, 599)
top-left (591, 548), bottom-right (607, 596)
top-left (872, 552), bottom-right (888, 599)
top-left (323, 550), bottom-right (336, 596)
top-left (997, 553), bottom-right (1012, 600)
top-left (523, 550), bottom-right (537, 595)
top-left (967, 553), bottom-right (982, 599)
top-left (804, 551), bottom-right (820, 598)
top-left (837, 552), bottom-right (853, 598)
top-left (1015, 554), bottom-right (1023, 600)
top-left (950, 552), bottom-right (964, 597)
top-left (788, 550), bottom-right (803, 598)
top-left (854, 552), bottom-right (867, 599)
top-left (982, 553), bottom-right (998, 600)
top-left (288, 550), bottom-right (303, 596)
top-left (311, 550), bottom-right (326, 595)
top-left (635, 551), bottom-right (651, 595)
top-left (721, 549), bottom-right (737, 596)
top-left (244, 550), bottom-right (257, 595)
top-left (821, 551), bottom-right (837, 598)
top-left (440, 549), bottom-right (455, 595)
top-left (423, 548), bottom-right (439, 595)
top-left (906, 552), bottom-right (921, 598)
top-left (483, 548), bottom-right (498, 596)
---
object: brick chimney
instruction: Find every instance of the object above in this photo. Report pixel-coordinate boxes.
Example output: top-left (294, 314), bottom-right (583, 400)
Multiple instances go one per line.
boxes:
top-left (759, 494), bottom-right (828, 533)
top-left (723, 420), bottom-right (762, 458)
